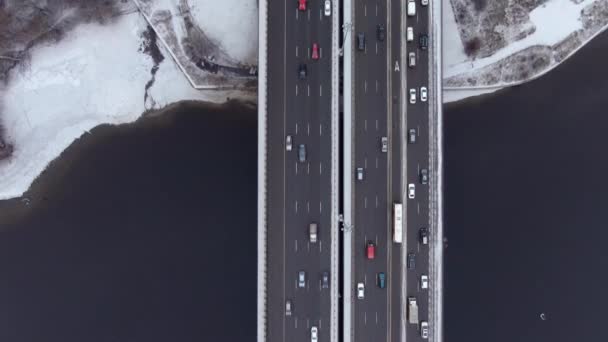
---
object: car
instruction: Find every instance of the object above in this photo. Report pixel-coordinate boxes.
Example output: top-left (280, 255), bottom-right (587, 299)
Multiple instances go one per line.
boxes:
top-left (381, 136), bottom-right (388, 152)
top-left (420, 86), bottom-right (428, 101)
top-left (324, 0), bottom-right (331, 16)
top-left (286, 299), bottom-right (293, 316)
top-left (357, 282), bottom-right (365, 299)
top-left (377, 24), bottom-right (385, 41)
top-left (298, 0), bottom-right (307, 11)
top-left (298, 63), bottom-right (307, 80)
top-left (309, 222), bottom-right (318, 243)
top-left (298, 271), bottom-right (306, 288)
top-left (409, 88), bottom-right (416, 104)
top-left (408, 128), bottom-right (416, 144)
top-left (286, 135), bottom-right (292, 151)
top-left (312, 43), bottom-right (319, 60)
top-left (419, 34), bottom-right (428, 50)
top-left (407, 253), bottom-right (416, 269)
top-left (419, 227), bottom-right (428, 245)
top-left (377, 272), bottom-right (386, 289)
top-left (322, 271), bottom-right (330, 288)
top-left (356, 167), bottom-right (364, 181)
top-left (420, 321), bottom-right (429, 339)
top-left (408, 183), bottom-right (415, 199)
top-left (407, 0), bottom-right (416, 16)
top-left (421, 274), bottom-right (429, 289)
top-left (357, 33), bottom-right (366, 51)
top-left (408, 52), bottom-right (416, 67)
top-left (421, 0), bottom-right (429, 6)
top-left (407, 27), bottom-right (414, 42)
top-left (298, 144), bottom-right (307, 162)
top-left (311, 326), bottom-right (319, 342)
top-left (420, 168), bottom-right (428, 184)
top-left (366, 241), bottom-right (375, 259)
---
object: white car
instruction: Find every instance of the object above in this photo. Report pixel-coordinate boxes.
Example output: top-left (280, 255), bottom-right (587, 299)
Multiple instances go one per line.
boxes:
top-left (286, 300), bottom-right (293, 316)
top-left (324, 0), bottom-right (331, 16)
top-left (420, 321), bottom-right (429, 339)
top-left (311, 326), bottom-right (319, 342)
top-left (420, 86), bottom-right (428, 102)
top-left (408, 52), bottom-right (416, 67)
top-left (407, 0), bottom-right (416, 16)
top-left (356, 167), bottom-right (364, 181)
top-left (407, 27), bottom-right (414, 42)
top-left (409, 88), bottom-right (416, 104)
top-left (421, 275), bottom-right (428, 289)
top-left (286, 135), bottom-right (292, 151)
top-left (357, 282), bottom-right (365, 299)
top-left (408, 183), bottom-right (415, 199)
top-left (421, 0), bottom-right (429, 6)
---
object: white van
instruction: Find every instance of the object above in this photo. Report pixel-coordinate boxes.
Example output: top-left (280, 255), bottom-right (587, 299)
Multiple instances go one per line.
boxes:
top-left (407, 0), bottom-right (416, 16)
top-left (407, 27), bottom-right (414, 42)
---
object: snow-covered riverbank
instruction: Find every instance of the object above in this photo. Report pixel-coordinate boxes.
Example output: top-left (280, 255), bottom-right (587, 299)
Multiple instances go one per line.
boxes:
top-left (0, 6), bottom-right (255, 200)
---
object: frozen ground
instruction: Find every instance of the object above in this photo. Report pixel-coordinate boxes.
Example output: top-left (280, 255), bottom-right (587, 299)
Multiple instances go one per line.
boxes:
top-left (0, 11), bottom-right (252, 200)
top-left (133, 0), bottom-right (257, 89)
top-left (444, 0), bottom-right (608, 103)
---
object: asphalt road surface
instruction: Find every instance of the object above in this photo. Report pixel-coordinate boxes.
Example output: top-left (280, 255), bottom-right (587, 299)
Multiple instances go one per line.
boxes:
top-left (351, 0), bottom-right (402, 341)
top-left (266, 0), bottom-right (334, 341)
top-left (404, 1), bottom-right (431, 342)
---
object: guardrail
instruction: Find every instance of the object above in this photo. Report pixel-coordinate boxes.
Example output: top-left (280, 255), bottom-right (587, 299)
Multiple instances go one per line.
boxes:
top-left (257, 0), bottom-right (268, 340)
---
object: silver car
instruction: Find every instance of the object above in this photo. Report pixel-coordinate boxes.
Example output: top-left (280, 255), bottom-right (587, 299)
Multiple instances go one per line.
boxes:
top-left (409, 88), bottom-right (416, 104)
top-left (298, 271), bottom-right (306, 288)
top-left (421, 275), bottom-right (429, 289)
top-left (286, 135), bottom-right (292, 151)
top-left (408, 128), bottom-right (416, 144)
top-left (420, 321), bottom-right (429, 339)
top-left (420, 86), bottom-right (428, 102)
top-left (408, 52), bottom-right (416, 67)
top-left (381, 137), bottom-right (388, 152)
top-left (286, 300), bottom-right (293, 316)
top-left (298, 144), bottom-right (306, 162)
top-left (421, 0), bottom-right (429, 6)
top-left (324, 0), bottom-right (331, 16)
top-left (356, 167), bottom-right (364, 181)
top-left (408, 183), bottom-right (415, 199)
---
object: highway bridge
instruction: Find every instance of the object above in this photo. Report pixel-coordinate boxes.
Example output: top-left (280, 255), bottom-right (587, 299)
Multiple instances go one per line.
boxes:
top-left (257, 0), bottom-right (443, 341)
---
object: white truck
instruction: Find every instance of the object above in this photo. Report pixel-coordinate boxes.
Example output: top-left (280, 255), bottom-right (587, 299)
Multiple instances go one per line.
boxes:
top-left (408, 297), bottom-right (419, 324)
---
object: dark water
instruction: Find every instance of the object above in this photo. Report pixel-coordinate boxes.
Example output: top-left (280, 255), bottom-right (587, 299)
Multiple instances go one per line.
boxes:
top-left (444, 31), bottom-right (608, 341)
top-left (0, 101), bottom-right (257, 342)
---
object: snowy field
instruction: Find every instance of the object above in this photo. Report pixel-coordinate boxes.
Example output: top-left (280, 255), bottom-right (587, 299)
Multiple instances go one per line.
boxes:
top-left (444, 0), bottom-right (608, 103)
top-left (0, 11), bottom-right (252, 200)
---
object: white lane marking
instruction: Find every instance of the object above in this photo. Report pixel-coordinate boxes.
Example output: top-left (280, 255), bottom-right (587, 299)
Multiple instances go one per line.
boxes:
top-left (308, 47), bottom-right (310, 59)
top-left (375, 43), bottom-right (378, 55)
top-left (307, 123), bottom-right (310, 136)
top-left (307, 162), bottom-right (310, 174)
top-left (320, 47), bottom-right (322, 59)
top-left (376, 79), bottom-right (378, 93)
top-left (296, 9), bottom-right (298, 20)
top-left (320, 84), bottom-right (323, 97)
top-left (364, 4), bottom-right (367, 16)
top-left (296, 46), bottom-right (298, 57)
top-left (308, 241), bottom-right (310, 253)
top-left (364, 196), bottom-right (367, 209)
top-left (319, 319), bottom-right (322, 329)
top-left (296, 123), bottom-right (299, 134)
top-left (295, 239), bottom-right (298, 252)
top-left (307, 84), bottom-right (310, 97)
top-left (320, 240), bottom-right (323, 253)
top-left (307, 319), bottom-right (310, 328)
top-left (295, 317), bottom-right (298, 328)
top-left (295, 200), bottom-right (298, 213)
top-left (364, 158), bottom-right (368, 168)
top-left (320, 201), bottom-right (323, 213)
top-left (375, 235), bottom-right (378, 244)
top-left (319, 8), bottom-right (322, 20)
top-left (320, 162), bottom-right (322, 175)
top-left (364, 80), bottom-right (367, 93)
top-left (375, 119), bottom-right (379, 130)
top-left (308, 9), bottom-right (311, 21)
top-left (296, 84), bottom-right (298, 96)
top-left (376, 312), bottom-right (379, 324)
top-left (364, 274), bottom-right (367, 285)
top-left (375, 195), bottom-right (378, 208)
top-left (307, 200), bottom-right (310, 213)
top-left (364, 119), bottom-right (367, 131)
top-left (376, 4), bottom-right (378, 16)
top-left (417, 163), bottom-right (420, 174)
top-left (364, 311), bottom-right (367, 325)
top-left (295, 162), bottom-right (298, 174)
top-left (375, 157), bottom-right (378, 168)
top-left (417, 202), bottom-right (420, 214)
top-left (320, 124), bottom-right (323, 136)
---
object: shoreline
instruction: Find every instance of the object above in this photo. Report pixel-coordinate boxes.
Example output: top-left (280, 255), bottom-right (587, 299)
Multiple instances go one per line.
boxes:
top-left (0, 98), bottom-right (256, 225)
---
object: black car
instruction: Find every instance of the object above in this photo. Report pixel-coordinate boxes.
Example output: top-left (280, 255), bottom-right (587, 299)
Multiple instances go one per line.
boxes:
top-left (357, 32), bottom-right (366, 51)
top-left (419, 34), bottom-right (428, 50)
top-left (420, 168), bottom-right (428, 184)
top-left (419, 227), bottom-right (428, 245)
top-left (407, 253), bottom-right (416, 270)
top-left (377, 24), bottom-right (385, 41)
top-left (298, 63), bottom-right (307, 80)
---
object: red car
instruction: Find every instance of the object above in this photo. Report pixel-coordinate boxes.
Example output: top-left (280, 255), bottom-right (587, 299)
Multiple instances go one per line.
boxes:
top-left (298, 0), bottom-right (307, 11)
top-left (311, 43), bottom-right (319, 60)
top-left (366, 241), bottom-right (375, 260)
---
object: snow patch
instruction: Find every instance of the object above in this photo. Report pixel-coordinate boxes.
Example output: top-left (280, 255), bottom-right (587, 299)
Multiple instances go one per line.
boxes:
top-left (0, 13), bottom-right (249, 200)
